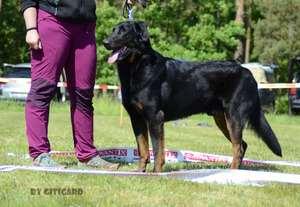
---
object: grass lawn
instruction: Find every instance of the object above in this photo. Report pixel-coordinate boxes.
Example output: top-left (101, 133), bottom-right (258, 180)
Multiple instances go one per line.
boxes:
top-left (0, 98), bottom-right (300, 206)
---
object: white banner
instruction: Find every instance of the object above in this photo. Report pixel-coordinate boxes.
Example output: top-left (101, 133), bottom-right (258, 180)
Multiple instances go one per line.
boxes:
top-left (1, 165), bottom-right (300, 186)
top-left (49, 147), bottom-right (300, 168)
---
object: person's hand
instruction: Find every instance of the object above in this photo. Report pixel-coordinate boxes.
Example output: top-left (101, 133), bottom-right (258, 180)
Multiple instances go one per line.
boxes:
top-left (26, 29), bottom-right (42, 50)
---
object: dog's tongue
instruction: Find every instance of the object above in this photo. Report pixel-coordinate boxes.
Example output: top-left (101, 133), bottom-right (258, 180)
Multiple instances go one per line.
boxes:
top-left (108, 52), bottom-right (120, 64)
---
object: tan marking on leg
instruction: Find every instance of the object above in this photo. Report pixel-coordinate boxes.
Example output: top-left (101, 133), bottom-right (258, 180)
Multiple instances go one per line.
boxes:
top-left (136, 133), bottom-right (149, 172)
top-left (154, 124), bottom-right (165, 172)
top-left (224, 113), bottom-right (243, 169)
top-left (150, 111), bottom-right (165, 173)
top-left (213, 113), bottom-right (230, 140)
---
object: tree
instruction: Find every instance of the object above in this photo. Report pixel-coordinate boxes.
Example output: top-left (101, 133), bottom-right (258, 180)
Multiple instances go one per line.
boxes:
top-left (94, 0), bottom-right (244, 83)
top-left (137, 0), bottom-right (244, 61)
top-left (244, 0), bottom-right (253, 63)
top-left (253, 0), bottom-right (300, 82)
top-left (0, 0), bottom-right (246, 84)
top-left (0, 1), bottom-right (28, 71)
top-left (95, 0), bottom-right (123, 84)
top-left (234, 0), bottom-right (245, 61)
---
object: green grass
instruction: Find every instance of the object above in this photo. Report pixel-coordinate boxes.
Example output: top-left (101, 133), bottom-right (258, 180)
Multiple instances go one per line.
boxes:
top-left (0, 98), bottom-right (300, 206)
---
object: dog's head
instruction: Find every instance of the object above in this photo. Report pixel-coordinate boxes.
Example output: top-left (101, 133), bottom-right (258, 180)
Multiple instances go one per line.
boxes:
top-left (103, 21), bottom-right (150, 64)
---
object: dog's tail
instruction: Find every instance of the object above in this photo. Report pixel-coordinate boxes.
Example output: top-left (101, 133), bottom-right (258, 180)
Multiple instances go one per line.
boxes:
top-left (249, 106), bottom-right (282, 157)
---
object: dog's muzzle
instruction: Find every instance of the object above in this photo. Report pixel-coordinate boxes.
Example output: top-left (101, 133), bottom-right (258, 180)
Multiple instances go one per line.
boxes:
top-left (108, 47), bottom-right (128, 64)
top-left (103, 39), bottom-right (128, 64)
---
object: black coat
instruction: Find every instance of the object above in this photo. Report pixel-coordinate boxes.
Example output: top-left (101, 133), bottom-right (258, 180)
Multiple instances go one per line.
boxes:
top-left (20, 0), bottom-right (96, 22)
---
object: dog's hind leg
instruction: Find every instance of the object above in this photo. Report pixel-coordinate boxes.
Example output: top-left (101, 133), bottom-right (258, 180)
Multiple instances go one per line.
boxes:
top-left (224, 112), bottom-right (247, 169)
top-left (213, 112), bottom-right (231, 139)
top-left (213, 112), bottom-right (248, 162)
top-left (128, 111), bottom-right (150, 172)
top-left (149, 110), bottom-right (165, 173)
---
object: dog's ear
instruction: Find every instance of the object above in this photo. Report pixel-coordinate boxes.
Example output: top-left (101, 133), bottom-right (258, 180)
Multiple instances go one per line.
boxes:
top-left (134, 22), bottom-right (149, 42)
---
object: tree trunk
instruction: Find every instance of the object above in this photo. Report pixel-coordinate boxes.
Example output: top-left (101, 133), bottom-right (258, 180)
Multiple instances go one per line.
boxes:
top-left (234, 0), bottom-right (245, 62)
top-left (288, 58), bottom-right (295, 82)
top-left (0, 0), bottom-right (2, 12)
top-left (245, 0), bottom-right (252, 63)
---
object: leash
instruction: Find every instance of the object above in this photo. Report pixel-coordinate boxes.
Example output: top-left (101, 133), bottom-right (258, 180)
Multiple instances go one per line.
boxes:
top-left (123, 0), bottom-right (149, 20)
top-left (123, 0), bottom-right (135, 20)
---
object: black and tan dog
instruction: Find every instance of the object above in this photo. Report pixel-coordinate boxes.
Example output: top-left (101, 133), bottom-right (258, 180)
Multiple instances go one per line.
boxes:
top-left (103, 21), bottom-right (282, 172)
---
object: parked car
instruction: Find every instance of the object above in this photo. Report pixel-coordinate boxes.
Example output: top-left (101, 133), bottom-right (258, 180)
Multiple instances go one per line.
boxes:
top-left (288, 57), bottom-right (300, 115)
top-left (241, 63), bottom-right (276, 111)
top-left (288, 72), bottom-right (300, 114)
top-left (0, 63), bottom-right (31, 101)
top-left (0, 63), bottom-right (67, 101)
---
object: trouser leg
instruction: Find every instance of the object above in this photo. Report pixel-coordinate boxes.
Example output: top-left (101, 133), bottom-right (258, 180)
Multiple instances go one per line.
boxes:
top-left (65, 23), bottom-right (98, 161)
top-left (25, 10), bottom-right (71, 159)
top-left (26, 80), bottom-right (58, 158)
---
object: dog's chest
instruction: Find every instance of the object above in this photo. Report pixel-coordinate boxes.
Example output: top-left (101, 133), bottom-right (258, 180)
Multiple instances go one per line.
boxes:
top-left (122, 89), bottom-right (146, 112)
top-left (133, 101), bottom-right (144, 112)
top-left (129, 96), bottom-right (146, 113)
top-left (130, 91), bottom-right (149, 112)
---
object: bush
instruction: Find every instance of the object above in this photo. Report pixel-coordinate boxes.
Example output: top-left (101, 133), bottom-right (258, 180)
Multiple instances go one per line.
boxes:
top-left (94, 0), bottom-right (244, 84)
top-left (1, 0), bottom-right (244, 85)
top-left (275, 95), bottom-right (289, 114)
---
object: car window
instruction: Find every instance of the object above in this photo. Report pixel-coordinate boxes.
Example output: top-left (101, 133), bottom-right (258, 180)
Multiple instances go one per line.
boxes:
top-left (3, 68), bottom-right (31, 78)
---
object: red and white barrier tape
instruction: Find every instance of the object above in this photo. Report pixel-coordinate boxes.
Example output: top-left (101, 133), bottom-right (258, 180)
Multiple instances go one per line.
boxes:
top-left (49, 147), bottom-right (300, 168)
top-left (1, 77), bottom-right (300, 90)
top-left (0, 78), bottom-right (119, 91)
top-left (258, 83), bottom-right (300, 89)
top-left (0, 77), bottom-right (9, 83)
top-left (56, 82), bottom-right (120, 90)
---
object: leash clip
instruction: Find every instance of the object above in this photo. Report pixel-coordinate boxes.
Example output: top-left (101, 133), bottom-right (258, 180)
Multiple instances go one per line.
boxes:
top-left (128, 8), bottom-right (134, 20)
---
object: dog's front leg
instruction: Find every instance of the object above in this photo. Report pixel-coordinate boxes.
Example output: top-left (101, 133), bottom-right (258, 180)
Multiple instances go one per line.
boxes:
top-left (127, 107), bottom-right (150, 172)
top-left (149, 110), bottom-right (165, 173)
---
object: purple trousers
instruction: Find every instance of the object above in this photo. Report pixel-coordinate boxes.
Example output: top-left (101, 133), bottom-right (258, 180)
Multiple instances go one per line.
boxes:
top-left (25, 10), bottom-right (98, 161)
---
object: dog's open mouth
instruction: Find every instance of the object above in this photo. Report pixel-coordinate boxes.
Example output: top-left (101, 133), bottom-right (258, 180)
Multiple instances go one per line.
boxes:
top-left (108, 47), bottom-right (127, 64)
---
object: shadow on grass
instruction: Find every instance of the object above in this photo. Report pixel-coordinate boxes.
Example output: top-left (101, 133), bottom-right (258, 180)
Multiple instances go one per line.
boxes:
top-left (56, 156), bottom-right (135, 170)
top-left (47, 156), bottom-right (282, 173)
top-left (1, 154), bottom-right (282, 173)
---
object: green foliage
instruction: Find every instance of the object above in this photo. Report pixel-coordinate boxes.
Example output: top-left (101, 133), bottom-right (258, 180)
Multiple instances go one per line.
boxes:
top-left (1, 0), bottom-right (244, 84)
top-left (95, 1), bottom-right (122, 84)
top-left (137, 0), bottom-right (244, 61)
top-left (253, 0), bottom-right (300, 82)
top-left (275, 95), bottom-right (289, 114)
top-left (95, 0), bottom-right (244, 83)
top-left (0, 0), bottom-right (28, 74)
